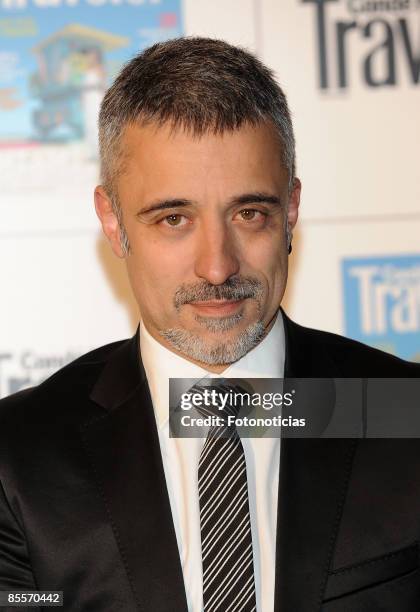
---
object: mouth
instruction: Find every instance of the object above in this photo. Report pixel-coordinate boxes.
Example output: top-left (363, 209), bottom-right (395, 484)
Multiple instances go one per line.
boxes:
top-left (187, 298), bottom-right (246, 316)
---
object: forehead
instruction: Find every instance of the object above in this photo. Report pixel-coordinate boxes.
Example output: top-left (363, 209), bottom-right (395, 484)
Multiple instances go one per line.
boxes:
top-left (115, 120), bottom-right (288, 206)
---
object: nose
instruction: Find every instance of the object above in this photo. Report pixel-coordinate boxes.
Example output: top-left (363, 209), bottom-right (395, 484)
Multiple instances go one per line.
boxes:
top-left (194, 219), bottom-right (240, 285)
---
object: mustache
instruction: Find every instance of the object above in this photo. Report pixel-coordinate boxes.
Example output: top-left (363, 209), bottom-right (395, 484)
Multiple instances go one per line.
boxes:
top-left (173, 277), bottom-right (263, 309)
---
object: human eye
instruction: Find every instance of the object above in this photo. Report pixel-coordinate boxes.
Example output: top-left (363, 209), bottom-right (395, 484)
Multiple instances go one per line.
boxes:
top-left (160, 213), bottom-right (190, 228)
top-left (235, 208), bottom-right (268, 222)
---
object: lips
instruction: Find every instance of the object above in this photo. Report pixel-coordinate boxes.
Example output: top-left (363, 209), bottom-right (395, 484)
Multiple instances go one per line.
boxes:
top-left (188, 299), bottom-right (245, 315)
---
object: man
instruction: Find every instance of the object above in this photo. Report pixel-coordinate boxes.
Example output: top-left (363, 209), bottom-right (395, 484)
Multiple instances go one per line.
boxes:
top-left (0, 37), bottom-right (420, 612)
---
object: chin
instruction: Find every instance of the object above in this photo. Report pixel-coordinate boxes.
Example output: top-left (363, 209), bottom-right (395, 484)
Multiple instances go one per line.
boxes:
top-left (160, 319), bottom-right (266, 366)
top-left (192, 311), bottom-right (249, 334)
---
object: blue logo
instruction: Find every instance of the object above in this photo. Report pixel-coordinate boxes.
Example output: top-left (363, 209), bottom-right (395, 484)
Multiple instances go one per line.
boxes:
top-left (342, 254), bottom-right (420, 362)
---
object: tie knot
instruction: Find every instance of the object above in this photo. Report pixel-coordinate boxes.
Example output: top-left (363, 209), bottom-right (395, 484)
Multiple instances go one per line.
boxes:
top-left (189, 379), bottom-right (249, 424)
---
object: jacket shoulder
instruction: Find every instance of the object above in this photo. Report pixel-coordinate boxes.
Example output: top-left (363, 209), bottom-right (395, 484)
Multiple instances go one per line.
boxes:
top-left (285, 314), bottom-right (420, 377)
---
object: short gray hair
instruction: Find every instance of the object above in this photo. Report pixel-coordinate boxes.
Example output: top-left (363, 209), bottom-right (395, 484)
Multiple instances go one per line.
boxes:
top-left (98, 37), bottom-right (296, 251)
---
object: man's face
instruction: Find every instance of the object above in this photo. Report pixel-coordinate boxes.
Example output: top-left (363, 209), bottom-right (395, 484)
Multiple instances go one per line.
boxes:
top-left (96, 121), bottom-right (300, 371)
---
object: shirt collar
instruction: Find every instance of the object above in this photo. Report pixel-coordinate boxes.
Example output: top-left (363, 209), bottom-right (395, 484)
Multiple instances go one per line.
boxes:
top-left (140, 309), bottom-right (285, 429)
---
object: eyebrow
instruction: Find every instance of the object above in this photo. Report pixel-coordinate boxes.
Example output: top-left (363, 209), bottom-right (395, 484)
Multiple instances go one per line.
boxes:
top-left (232, 192), bottom-right (282, 207)
top-left (136, 192), bottom-right (282, 217)
top-left (136, 199), bottom-right (192, 216)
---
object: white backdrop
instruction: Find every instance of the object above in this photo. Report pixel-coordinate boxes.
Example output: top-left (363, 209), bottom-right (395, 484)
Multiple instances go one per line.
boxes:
top-left (1, 0), bottom-right (419, 397)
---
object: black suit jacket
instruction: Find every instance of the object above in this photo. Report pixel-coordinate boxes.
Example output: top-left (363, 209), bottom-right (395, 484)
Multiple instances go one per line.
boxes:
top-left (1, 311), bottom-right (420, 612)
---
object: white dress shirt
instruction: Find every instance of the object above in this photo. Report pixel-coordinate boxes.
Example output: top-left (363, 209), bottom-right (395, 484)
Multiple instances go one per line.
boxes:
top-left (140, 310), bottom-right (285, 612)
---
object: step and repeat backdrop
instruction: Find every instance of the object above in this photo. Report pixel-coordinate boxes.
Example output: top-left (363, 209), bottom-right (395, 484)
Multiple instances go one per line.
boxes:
top-left (1, 0), bottom-right (419, 397)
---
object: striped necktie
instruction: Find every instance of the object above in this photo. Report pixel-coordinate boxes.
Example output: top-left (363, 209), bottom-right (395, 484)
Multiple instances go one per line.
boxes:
top-left (193, 382), bottom-right (257, 612)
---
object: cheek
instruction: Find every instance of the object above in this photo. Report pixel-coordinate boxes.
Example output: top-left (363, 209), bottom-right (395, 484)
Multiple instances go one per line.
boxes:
top-left (127, 237), bottom-right (192, 302)
top-left (243, 237), bottom-right (288, 305)
top-left (242, 232), bottom-right (285, 275)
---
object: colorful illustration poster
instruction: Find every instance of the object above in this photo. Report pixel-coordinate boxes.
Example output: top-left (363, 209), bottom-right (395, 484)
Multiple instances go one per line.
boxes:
top-left (0, 0), bottom-right (183, 191)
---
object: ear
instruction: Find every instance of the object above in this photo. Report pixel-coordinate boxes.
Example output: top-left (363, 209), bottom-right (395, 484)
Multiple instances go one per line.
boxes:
top-left (94, 186), bottom-right (125, 259)
top-left (287, 177), bottom-right (301, 231)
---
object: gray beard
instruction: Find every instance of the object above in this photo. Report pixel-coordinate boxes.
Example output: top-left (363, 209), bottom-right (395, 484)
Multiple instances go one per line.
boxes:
top-left (160, 314), bottom-right (266, 365)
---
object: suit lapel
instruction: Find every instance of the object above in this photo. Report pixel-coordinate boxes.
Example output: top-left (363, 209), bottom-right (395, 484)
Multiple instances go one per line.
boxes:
top-left (82, 332), bottom-right (188, 612)
top-left (274, 312), bottom-right (358, 611)
top-left (274, 438), bottom-right (357, 612)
